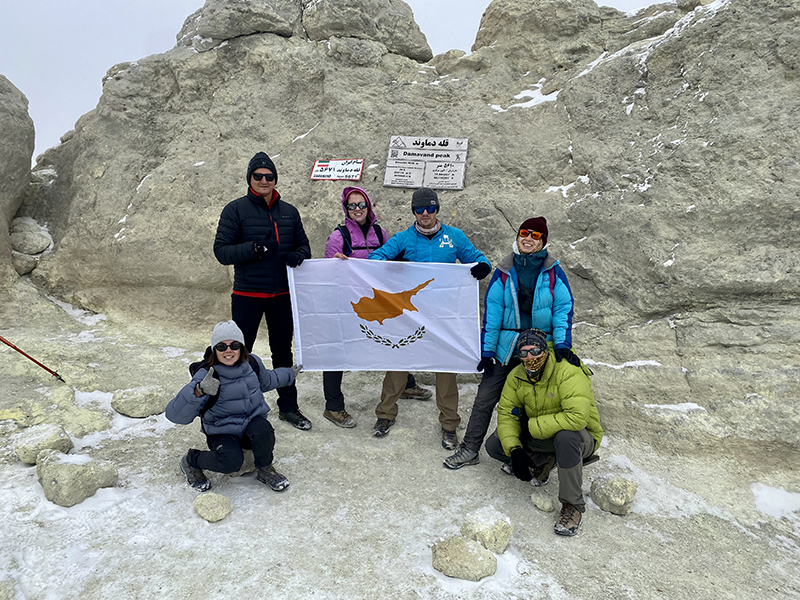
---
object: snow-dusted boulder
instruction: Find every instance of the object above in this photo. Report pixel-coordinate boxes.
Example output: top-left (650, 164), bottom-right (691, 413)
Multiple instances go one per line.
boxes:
top-left (460, 507), bottom-right (513, 554)
top-left (13, 423), bottom-right (73, 464)
top-left (591, 475), bottom-right (638, 515)
top-left (36, 450), bottom-right (118, 507)
top-left (111, 386), bottom-right (170, 418)
top-left (193, 492), bottom-right (233, 522)
top-left (432, 536), bottom-right (497, 582)
top-left (531, 493), bottom-right (556, 512)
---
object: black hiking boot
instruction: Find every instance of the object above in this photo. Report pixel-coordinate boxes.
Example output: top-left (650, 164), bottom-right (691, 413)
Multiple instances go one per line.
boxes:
top-left (180, 454), bottom-right (211, 492)
top-left (530, 455), bottom-right (556, 487)
top-left (372, 418), bottom-right (395, 437)
top-left (256, 465), bottom-right (289, 492)
top-left (279, 409), bottom-right (312, 431)
top-left (441, 428), bottom-right (458, 451)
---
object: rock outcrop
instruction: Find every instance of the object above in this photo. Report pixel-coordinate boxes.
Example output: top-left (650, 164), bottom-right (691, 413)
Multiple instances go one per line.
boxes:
top-left (0, 75), bottom-right (35, 287)
top-left (14, 0), bottom-right (800, 455)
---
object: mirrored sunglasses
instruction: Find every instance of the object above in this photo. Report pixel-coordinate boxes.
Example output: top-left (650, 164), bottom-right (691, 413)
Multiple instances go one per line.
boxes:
top-left (214, 341), bottom-right (243, 352)
top-left (346, 201), bottom-right (368, 211)
top-left (518, 345), bottom-right (546, 358)
top-left (252, 172), bottom-right (276, 182)
top-left (413, 206), bottom-right (437, 214)
top-left (518, 229), bottom-right (543, 240)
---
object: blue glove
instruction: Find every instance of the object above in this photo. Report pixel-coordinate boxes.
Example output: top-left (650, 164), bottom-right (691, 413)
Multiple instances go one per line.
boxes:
top-left (554, 347), bottom-right (581, 367)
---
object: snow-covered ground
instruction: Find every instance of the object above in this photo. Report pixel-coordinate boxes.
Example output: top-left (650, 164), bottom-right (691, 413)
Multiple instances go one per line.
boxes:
top-left (1, 280), bottom-right (799, 599)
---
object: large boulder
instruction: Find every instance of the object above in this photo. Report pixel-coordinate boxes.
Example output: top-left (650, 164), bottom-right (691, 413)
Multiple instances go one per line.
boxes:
top-left (13, 423), bottom-right (73, 464)
top-left (431, 536), bottom-right (497, 581)
top-left (16, 0), bottom-right (800, 455)
top-left (35, 450), bottom-right (118, 507)
top-left (0, 75), bottom-right (35, 287)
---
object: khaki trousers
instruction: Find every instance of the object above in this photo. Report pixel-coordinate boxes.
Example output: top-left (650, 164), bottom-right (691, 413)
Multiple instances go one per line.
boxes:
top-left (375, 371), bottom-right (460, 431)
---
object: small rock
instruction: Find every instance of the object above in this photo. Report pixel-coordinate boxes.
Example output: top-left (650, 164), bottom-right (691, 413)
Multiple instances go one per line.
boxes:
top-left (591, 475), bottom-right (638, 515)
top-left (193, 492), bottom-right (233, 522)
top-left (229, 450), bottom-right (255, 477)
top-left (460, 507), bottom-right (513, 553)
top-left (431, 536), bottom-right (497, 582)
top-left (14, 423), bottom-right (74, 464)
top-left (111, 386), bottom-right (169, 418)
top-left (530, 493), bottom-right (555, 512)
top-left (10, 231), bottom-right (51, 255)
top-left (36, 450), bottom-right (118, 507)
top-left (10, 250), bottom-right (38, 275)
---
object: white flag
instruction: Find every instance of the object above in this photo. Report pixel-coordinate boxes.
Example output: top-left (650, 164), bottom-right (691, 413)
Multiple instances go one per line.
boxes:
top-left (288, 259), bottom-right (480, 372)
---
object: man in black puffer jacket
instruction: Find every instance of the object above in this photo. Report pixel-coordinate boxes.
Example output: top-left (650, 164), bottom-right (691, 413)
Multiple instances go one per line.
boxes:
top-left (213, 152), bottom-right (313, 431)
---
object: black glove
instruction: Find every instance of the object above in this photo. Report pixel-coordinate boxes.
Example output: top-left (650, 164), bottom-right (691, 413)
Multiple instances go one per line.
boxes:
top-left (285, 251), bottom-right (305, 268)
top-left (255, 237), bottom-right (279, 258)
top-left (554, 347), bottom-right (581, 367)
top-left (470, 262), bottom-right (491, 280)
top-left (510, 448), bottom-right (533, 482)
top-left (477, 357), bottom-right (495, 374)
top-left (391, 250), bottom-right (408, 262)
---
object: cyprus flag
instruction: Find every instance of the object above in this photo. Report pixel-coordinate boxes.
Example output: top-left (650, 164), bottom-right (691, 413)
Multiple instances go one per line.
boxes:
top-left (287, 259), bottom-right (481, 372)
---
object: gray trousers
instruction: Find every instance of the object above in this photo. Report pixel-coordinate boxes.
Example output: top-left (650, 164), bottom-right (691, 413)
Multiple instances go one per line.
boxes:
top-left (462, 360), bottom-right (518, 452)
top-left (486, 428), bottom-right (595, 512)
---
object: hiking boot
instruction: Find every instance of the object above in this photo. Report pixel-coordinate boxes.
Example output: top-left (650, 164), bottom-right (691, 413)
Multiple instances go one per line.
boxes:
top-left (399, 384), bottom-right (432, 401)
top-left (323, 409), bottom-right (356, 429)
top-left (441, 428), bottom-right (458, 451)
top-left (443, 445), bottom-right (479, 469)
top-left (279, 409), bottom-right (312, 431)
top-left (256, 465), bottom-right (289, 492)
top-left (554, 503), bottom-right (582, 536)
top-left (180, 454), bottom-right (211, 492)
top-left (530, 455), bottom-right (556, 487)
top-left (500, 463), bottom-right (514, 476)
top-left (372, 418), bottom-right (395, 437)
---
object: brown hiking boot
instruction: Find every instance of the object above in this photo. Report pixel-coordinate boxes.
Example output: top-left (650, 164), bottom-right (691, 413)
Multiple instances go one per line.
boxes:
top-left (399, 384), bottom-right (432, 400)
top-left (554, 503), bottom-right (582, 536)
top-left (530, 455), bottom-right (556, 487)
top-left (323, 409), bottom-right (356, 428)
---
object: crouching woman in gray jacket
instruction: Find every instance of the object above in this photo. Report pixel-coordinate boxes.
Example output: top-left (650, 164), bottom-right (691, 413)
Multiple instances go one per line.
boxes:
top-left (167, 320), bottom-right (300, 492)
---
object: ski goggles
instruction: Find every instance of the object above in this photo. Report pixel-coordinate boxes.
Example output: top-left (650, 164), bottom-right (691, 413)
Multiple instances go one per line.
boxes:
top-left (518, 229), bottom-right (543, 240)
top-left (214, 341), bottom-right (243, 352)
top-left (346, 201), bottom-right (368, 210)
top-left (251, 172), bottom-right (276, 182)
top-left (413, 206), bottom-right (438, 214)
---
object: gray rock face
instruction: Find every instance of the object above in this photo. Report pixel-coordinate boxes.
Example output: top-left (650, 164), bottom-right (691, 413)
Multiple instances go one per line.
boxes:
top-left (35, 450), bottom-right (118, 507)
top-left (111, 386), bottom-right (169, 418)
top-left (15, 0), bottom-right (800, 455)
top-left (591, 475), bottom-right (638, 515)
top-left (0, 75), bottom-right (35, 287)
top-left (460, 507), bottom-right (513, 554)
top-left (193, 492), bottom-right (233, 522)
top-left (431, 536), bottom-right (497, 581)
top-left (13, 423), bottom-right (74, 464)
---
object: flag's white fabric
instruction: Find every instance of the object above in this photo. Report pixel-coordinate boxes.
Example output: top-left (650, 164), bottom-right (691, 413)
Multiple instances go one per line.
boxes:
top-left (288, 259), bottom-right (480, 372)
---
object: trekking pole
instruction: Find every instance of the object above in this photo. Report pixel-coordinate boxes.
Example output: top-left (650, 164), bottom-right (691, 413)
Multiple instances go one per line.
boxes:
top-left (0, 334), bottom-right (65, 383)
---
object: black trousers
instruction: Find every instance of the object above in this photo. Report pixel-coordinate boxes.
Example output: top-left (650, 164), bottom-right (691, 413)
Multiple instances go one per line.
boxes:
top-left (188, 416), bottom-right (276, 473)
top-left (231, 293), bottom-right (298, 413)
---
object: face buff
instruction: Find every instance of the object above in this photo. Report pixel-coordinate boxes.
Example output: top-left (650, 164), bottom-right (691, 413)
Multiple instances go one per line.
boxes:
top-left (522, 350), bottom-right (547, 378)
top-left (517, 328), bottom-right (548, 380)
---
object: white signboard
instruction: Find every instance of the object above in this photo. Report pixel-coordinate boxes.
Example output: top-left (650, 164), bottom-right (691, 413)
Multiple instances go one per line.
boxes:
top-left (310, 158), bottom-right (365, 181)
top-left (384, 136), bottom-right (469, 190)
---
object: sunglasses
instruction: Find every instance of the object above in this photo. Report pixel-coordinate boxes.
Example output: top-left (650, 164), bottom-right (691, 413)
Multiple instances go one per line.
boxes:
top-left (413, 206), bottom-right (438, 214)
top-left (519, 229), bottom-right (543, 240)
top-left (518, 346), bottom-right (546, 358)
top-left (252, 172), bottom-right (276, 182)
top-left (346, 201), bottom-right (368, 211)
top-left (214, 341), bottom-right (243, 352)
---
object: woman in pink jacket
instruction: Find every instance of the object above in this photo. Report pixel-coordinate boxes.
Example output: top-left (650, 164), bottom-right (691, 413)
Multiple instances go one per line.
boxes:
top-left (322, 187), bottom-right (430, 428)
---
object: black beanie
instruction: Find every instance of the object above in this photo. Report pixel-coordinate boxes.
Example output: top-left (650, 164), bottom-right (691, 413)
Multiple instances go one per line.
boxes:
top-left (247, 152), bottom-right (278, 185)
top-left (411, 187), bottom-right (439, 211)
top-left (517, 328), bottom-right (548, 353)
top-left (519, 216), bottom-right (548, 245)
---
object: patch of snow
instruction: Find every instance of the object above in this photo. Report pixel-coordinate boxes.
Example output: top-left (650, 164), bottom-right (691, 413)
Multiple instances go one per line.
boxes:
top-left (751, 484), bottom-right (800, 520)
top-left (642, 402), bottom-right (707, 413)
top-left (292, 121), bottom-right (321, 143)
top-left (136, 174), bottom-right (151, 193)
top-left (367, 164), bottom-right (380, 170)
top-left (193, 161), bottom-right (205, 167)
top-left (490, 79), bottom-right (559, 113)
top-left (583, 359), bottom-right (662, 370)
top-left (44, 295), bottom-right (107, 327)
top-left (161, 347), bottom-right (187, 359)
top-left (577, 51), bottom-right (608, 77)
top-left (569, 236), bottom-right (588, 249)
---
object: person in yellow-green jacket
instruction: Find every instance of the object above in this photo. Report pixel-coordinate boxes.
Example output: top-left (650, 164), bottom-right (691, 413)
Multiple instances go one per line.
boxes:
top-left (485, 328), bottom-right (603, 537)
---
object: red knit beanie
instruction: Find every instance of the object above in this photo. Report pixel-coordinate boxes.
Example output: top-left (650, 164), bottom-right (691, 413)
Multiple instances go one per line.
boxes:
top-left (519, 217), bottom-right (548, 245)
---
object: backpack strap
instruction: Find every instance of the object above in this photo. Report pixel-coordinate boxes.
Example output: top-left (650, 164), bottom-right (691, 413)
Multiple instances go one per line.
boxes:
top-left (337, 225), bottom-right (354, 257)
top-left (373, 223), bottom-right (384, 247)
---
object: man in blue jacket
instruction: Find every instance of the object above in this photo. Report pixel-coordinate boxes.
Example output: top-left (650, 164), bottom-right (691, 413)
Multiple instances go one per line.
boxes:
top-left (368, 188), bottom-right (492, 450)
top-left (213, 152), bottom-right (312, 431)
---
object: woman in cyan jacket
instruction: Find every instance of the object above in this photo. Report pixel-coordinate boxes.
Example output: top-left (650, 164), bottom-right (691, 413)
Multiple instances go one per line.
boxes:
top-left (444, 217), bottom-right (580, 470)
top-left (167, 320), bottom-right (299, 492)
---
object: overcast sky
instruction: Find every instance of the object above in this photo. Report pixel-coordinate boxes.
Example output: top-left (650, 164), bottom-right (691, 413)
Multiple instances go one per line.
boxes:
top-left (0, 0), bottom-right (656, 160)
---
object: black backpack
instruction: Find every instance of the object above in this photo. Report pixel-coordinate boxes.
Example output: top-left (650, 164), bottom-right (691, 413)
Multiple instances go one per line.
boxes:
top-left (337, 223), bottom-right (384, 256)
top-left (188, 346), bottom-right (261, 424)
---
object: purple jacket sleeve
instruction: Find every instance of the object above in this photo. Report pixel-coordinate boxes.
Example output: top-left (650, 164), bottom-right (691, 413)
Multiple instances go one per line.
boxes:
top-left (324, 229), bottom-right (344, 259)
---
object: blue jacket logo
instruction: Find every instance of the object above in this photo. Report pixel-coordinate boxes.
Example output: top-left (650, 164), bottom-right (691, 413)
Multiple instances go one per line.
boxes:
top-left (439, 234), bottom-right (454, 248)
